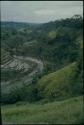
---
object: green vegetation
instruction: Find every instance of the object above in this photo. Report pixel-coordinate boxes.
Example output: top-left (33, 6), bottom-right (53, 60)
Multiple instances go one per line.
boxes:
top-left (37, 62), bottom-right (83, 101)
top-left (1, 96), bottom-right (83, 124)
top-left (1, 15), bottom-right (83, 124)
top-left (1, 83), bottom-right (40, 104)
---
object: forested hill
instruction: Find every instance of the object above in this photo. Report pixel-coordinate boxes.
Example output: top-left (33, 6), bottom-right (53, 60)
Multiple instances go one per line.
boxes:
top-left (1, 15), bottom-right (83, 73)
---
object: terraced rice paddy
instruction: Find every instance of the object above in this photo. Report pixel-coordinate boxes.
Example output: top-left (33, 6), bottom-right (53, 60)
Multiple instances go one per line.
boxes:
top-left (1, 51), bottom-right (44, 96)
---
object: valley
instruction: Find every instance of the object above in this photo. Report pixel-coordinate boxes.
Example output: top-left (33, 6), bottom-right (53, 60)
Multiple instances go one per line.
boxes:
top-left (1, 15), bottom-right (83, 124)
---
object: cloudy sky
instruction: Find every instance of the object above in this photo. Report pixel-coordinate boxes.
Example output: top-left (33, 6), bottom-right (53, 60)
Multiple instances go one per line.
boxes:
top-left (1, 1), bottom-right (83, 23)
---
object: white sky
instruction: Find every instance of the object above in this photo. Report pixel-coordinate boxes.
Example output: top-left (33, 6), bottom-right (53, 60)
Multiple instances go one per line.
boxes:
top-left (1, 1), bottom-right (83, 23)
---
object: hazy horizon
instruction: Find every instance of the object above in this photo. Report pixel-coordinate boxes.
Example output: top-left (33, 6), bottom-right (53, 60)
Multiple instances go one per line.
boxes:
top-left (1, 1), bottom-right (83, 23)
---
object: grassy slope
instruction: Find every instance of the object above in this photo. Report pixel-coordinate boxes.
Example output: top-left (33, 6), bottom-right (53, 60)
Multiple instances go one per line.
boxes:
top-left (37, 62), bottom-right (82, 100)
top-left (1, 96), bottom-right (83, 124)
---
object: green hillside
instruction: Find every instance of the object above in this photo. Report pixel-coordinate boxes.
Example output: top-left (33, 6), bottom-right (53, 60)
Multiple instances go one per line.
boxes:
top-left (1, 96), bottom-right (83, 124)
top-left (37, 62), bottom-right (83, 101)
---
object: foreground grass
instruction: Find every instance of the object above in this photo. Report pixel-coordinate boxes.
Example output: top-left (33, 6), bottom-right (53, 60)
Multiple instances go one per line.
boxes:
top-left (1, 96), bottom-right (83, 124)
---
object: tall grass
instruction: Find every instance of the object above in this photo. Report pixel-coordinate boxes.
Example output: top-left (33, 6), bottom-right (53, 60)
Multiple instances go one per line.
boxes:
top-left (1, 96), bottom-right (83, 124)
